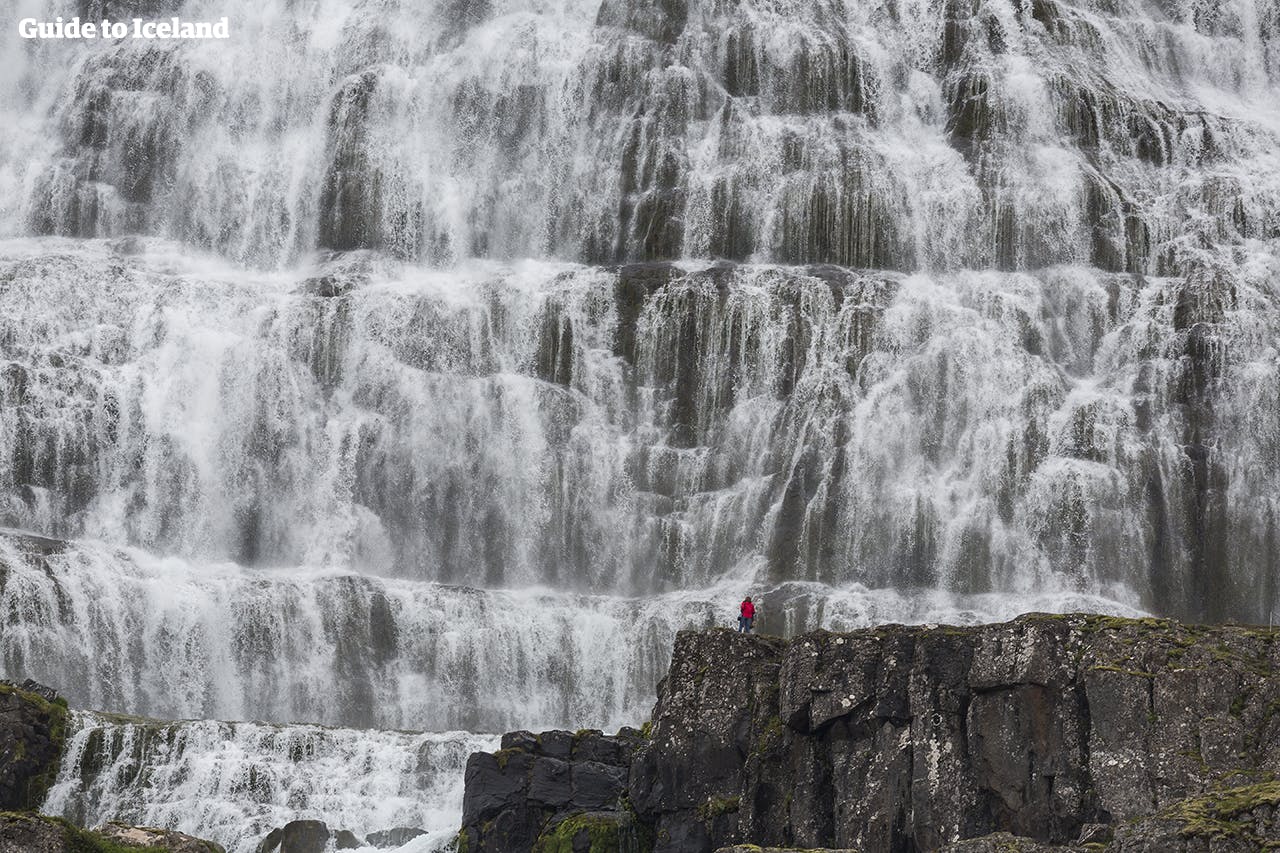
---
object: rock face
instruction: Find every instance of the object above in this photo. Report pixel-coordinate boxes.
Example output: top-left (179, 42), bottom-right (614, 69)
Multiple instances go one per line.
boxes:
top-left (0, 679), bottom-right (67, 809)
top-left (462, 614), bottom-right (1280, 852)
top-left (459, 727), bottom-right (651, 851)
top-left (0, 813), bottom-right (224, 853)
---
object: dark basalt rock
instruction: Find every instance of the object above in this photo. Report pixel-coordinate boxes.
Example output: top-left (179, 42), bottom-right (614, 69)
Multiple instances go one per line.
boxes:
top-left (0, 529), bottom-right (67, 558)
top-left (255, 820), bottom-right (331, 853)
top-left (463, 614), bottom-right (1280, 852)
top-left (364, 827), bottom-right (427, 847)
top-left (0, 680), bottom-right (67, 810)
top-left (459, 728), bottom-right (648, 851)
top-left (332, 829), bottom-right (364, 849)
top-left (611, 262), bottom-right (680, 364)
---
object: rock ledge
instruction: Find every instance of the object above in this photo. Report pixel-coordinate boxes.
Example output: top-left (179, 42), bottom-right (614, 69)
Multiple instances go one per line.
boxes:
top-left (461, 613), bottom-right (1280, 852)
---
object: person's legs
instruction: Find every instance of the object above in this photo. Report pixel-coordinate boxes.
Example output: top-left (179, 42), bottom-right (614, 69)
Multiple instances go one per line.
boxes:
top-left (746, 617), bottom-right (753, 633)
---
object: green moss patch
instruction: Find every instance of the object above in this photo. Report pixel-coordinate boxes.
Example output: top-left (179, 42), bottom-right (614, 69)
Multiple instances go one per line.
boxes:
top-left (532, 813), bottom-right (622, 853)
top-left (1164, 781), bottom-right (1280, 842)
top-left (492, 747), bottom-right (524, 770)
top-left (696, 795), bottom-right (741, 822)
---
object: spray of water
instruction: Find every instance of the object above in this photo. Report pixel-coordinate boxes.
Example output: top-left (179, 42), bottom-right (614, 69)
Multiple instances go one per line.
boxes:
top-left (0, 0), bottom-right (1276, 846)
top-left (43, 711), bottom-right (497, 853)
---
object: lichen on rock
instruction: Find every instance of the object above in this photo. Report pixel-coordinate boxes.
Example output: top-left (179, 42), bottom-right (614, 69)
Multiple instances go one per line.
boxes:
top-left (461, 613), bottom-right (1280, 852)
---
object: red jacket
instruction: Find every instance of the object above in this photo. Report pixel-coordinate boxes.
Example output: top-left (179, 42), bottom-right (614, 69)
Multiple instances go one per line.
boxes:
top-left (740, 601), bottom-right (755, 619)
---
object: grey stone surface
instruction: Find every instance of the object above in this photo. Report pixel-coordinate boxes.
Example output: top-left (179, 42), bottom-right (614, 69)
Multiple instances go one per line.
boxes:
top-left (462, 614), bottom-right (1280, 852)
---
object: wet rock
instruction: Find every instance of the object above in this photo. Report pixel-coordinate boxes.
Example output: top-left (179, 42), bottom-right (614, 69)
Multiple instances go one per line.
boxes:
top-left (297, 275), bottom-right (355, 298)
top-left (612, 262), bottom-right (678, 363)
top-left (255, 820), bottom-right (330, 853)
top-left (364, 827), bottom-right (426, 847)
top-left (0, 529), bottom-right (66, 558)
top-left (0, 680), bottom-right (67, 809)
top-left (332, 829), bottom-right (363, 849)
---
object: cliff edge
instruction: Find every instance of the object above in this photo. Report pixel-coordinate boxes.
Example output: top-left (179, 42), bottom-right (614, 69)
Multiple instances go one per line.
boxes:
top-left (460, 613), bottom-right (1280, 852)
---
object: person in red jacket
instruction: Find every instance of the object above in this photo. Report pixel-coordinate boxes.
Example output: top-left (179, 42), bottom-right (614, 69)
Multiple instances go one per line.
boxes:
top-left (738, 596), bottom-right (755, 633)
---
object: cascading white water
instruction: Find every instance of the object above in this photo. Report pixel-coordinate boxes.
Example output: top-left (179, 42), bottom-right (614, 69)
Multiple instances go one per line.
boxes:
top-left (2, 528), bottom-right (1144, 732)
top-left (1, 0), bottom-right (1277, 847)
top-left (1, 239), bottom-right (1274, 618)
top-left (42, 710), bottom-right (498, 853)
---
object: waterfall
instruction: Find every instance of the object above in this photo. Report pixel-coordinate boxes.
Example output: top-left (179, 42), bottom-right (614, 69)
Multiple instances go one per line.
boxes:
top-left (2, 531), bottom-right (1144, 731)
top-left (42, 711), bottom-right (498, 853)
top-left (0, 240), bottom-right (1274, 621)
top-left (1, 0), bottom-right (1277, 846)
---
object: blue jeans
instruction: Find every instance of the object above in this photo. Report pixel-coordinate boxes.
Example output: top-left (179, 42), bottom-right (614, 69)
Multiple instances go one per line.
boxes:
top-left (738, 616), bottom-right (753, 633)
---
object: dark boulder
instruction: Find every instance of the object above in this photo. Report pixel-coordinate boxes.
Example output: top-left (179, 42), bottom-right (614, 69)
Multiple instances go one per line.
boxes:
top-left (332, 829), bottom-right (364, 849)
top-left (365, 827), bottom-right (427, 847)
top-left (255, 820), bottom-right (330, 853)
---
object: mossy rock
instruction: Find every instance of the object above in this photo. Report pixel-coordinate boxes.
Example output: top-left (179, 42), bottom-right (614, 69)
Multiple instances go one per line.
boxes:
top-left (533, 811), bottom-right (653, 853)
top-left (0, 811), bottom-right (224, 853)
top-left (0, 682), bottom-right (69, 809)
top-left (1162, 780), bottom-right (1280, 842)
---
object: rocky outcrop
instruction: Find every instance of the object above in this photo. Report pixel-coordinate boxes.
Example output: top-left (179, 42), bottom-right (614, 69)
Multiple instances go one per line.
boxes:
top-left (462, 614), bottom-right (1280, 852)
top-left (0, 680), bottom-right (67, 810)
top-left (458, 728), bottom-right (650, 851)
top-left (0, 813), bottom-right (223, 853)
